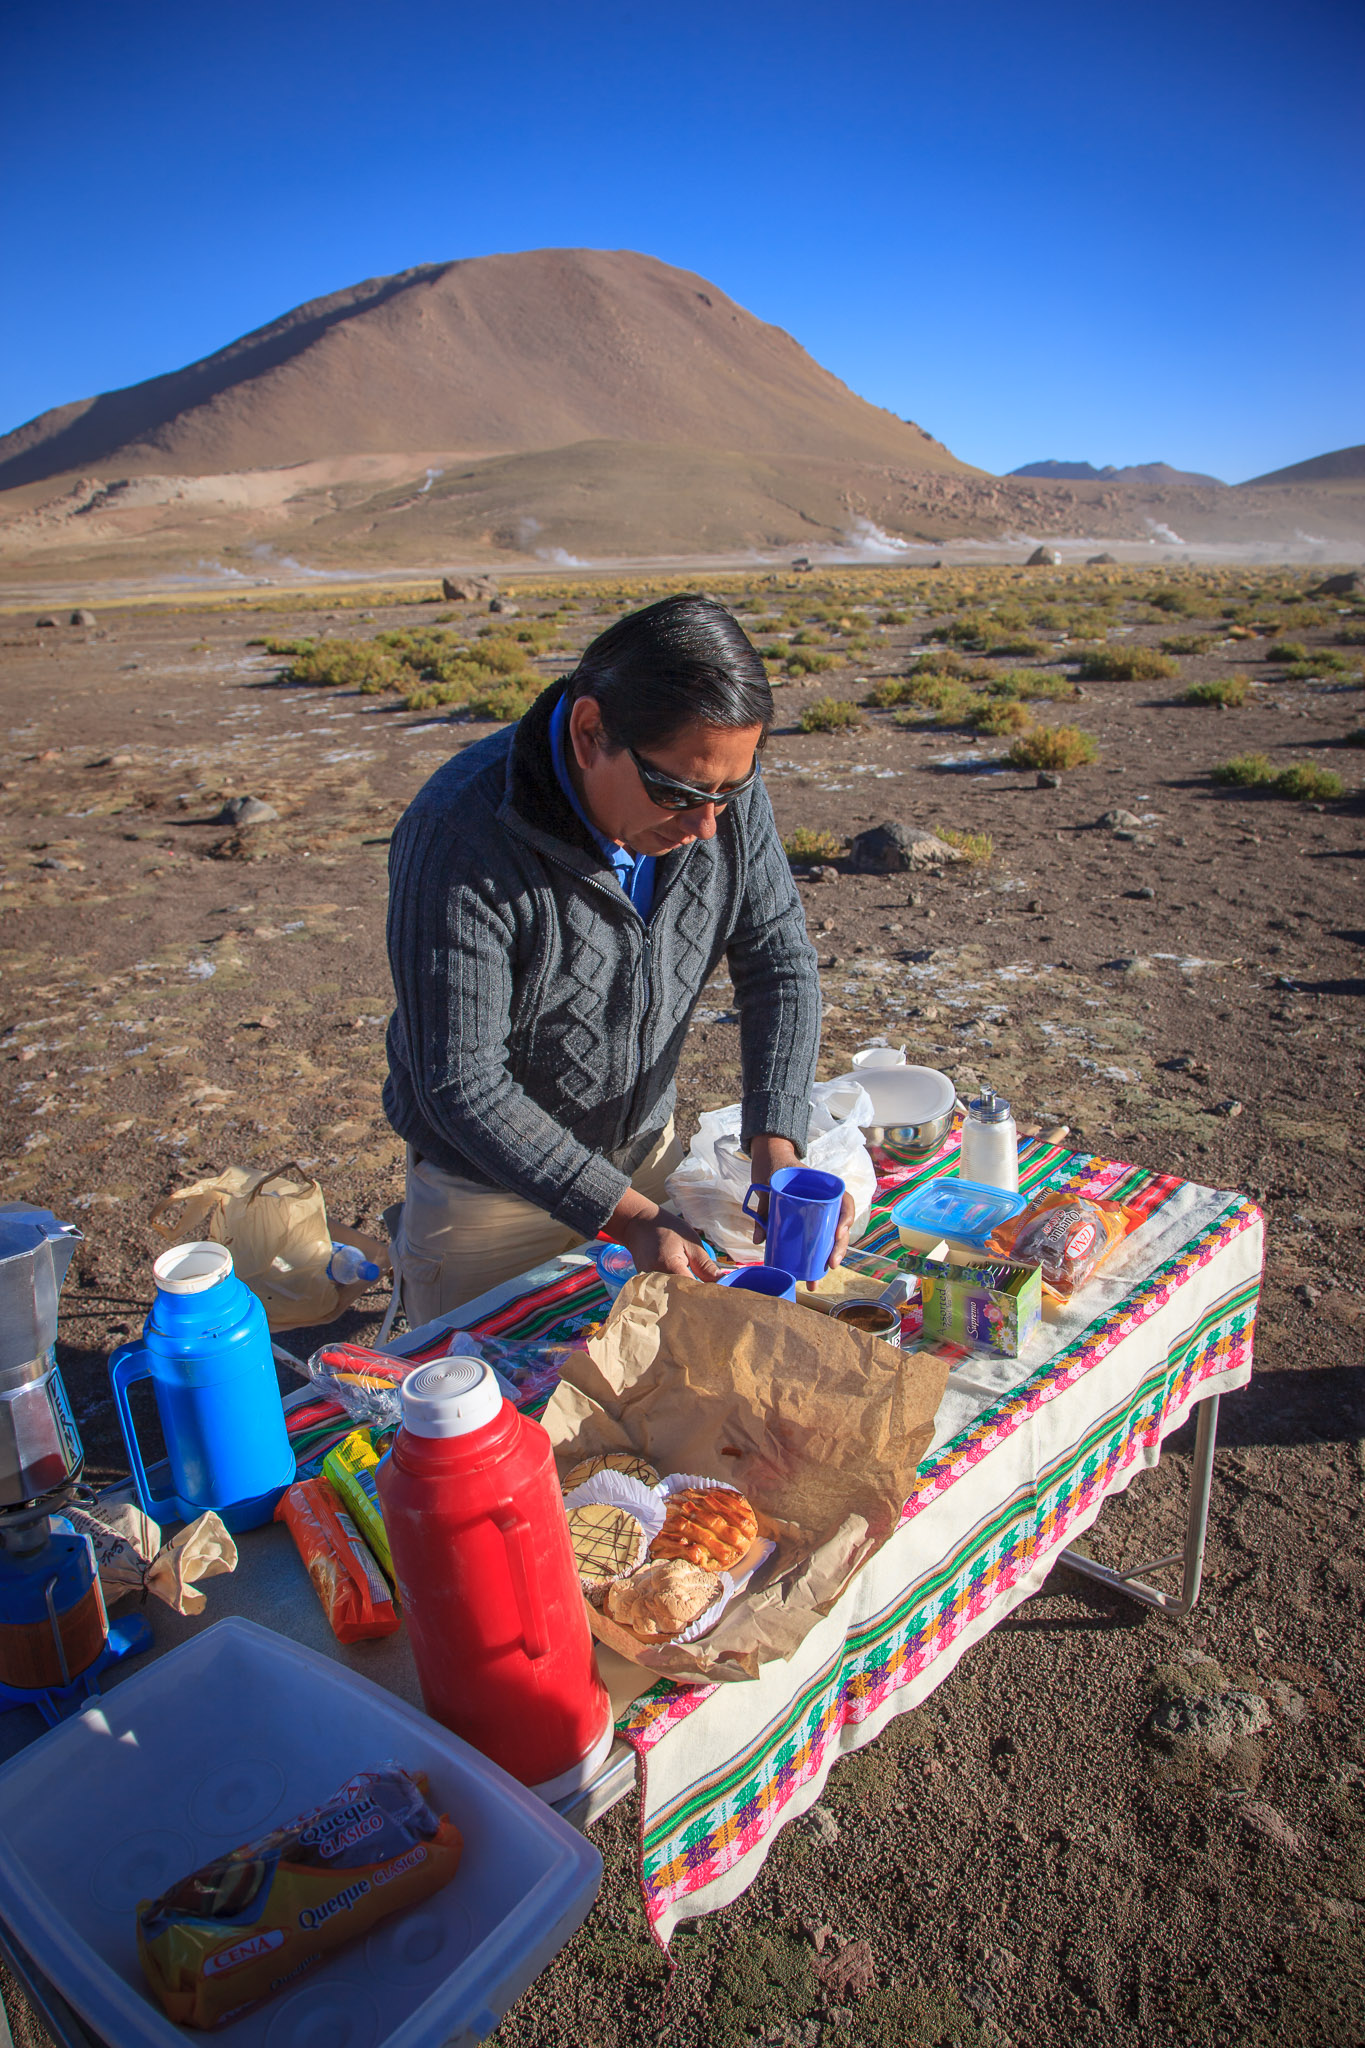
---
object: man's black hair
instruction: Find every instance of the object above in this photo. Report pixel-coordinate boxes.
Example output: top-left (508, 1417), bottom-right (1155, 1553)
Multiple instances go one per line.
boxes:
top-left (565, 594), bottom-right (772, 751)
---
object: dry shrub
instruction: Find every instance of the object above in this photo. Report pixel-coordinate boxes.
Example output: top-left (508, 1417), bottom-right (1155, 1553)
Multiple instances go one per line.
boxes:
top-left (937, 827), bottom-right (993, 863)
top-left (1183, 674), bottom-right (1250, 707)
top-left (968, 698), bottom-right (1033, 735)
top-left (1210, 753), bottom-right (1275, 787)
top-left (1275, 763), bottom-right (1345, 801)
top-left (1008, 725), bottom-right (1099, 771)
top-left (1077, 648), bottom-right (1179, 682)
top-left (799, 697), bottom-right (863, 732)
top-left (287, 639), bottom-right (405, 690)
top-left (467, 680), bottom-right (540, 722)
top-left (783, 827), bottom-right (844, 862)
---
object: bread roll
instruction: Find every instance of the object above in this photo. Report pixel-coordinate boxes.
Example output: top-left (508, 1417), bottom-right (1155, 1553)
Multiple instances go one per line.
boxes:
top-left (650, 1487), bottom-right (757, 1572)
top-left (604, 1558), bottom-right (722, 1639)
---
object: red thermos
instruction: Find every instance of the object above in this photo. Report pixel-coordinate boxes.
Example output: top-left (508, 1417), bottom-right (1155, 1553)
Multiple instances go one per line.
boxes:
top-left (377, 1355), bottom-right (613, 1799)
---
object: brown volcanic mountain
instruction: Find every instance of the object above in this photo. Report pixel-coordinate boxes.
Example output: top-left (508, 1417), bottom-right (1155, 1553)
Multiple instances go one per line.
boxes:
top-left (0, 248), bottom-right (973, 492)
top-left (1241, 443), bottom-right (1365, 486)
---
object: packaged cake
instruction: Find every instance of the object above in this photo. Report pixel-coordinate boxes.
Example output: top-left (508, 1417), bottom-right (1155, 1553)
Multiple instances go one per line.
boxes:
top-left (137, 1767), bottom-right (462, 2029)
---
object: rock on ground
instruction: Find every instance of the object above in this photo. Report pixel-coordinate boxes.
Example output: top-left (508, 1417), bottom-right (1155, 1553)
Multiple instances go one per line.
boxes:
top-left (849, 821), bottom-right (964, 873)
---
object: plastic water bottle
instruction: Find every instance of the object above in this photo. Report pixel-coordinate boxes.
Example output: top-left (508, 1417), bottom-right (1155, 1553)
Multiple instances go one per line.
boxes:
top-left (327, 1243), bottom-right (381, 1286)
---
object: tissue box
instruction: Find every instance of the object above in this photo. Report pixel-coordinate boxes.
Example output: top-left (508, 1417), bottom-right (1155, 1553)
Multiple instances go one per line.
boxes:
top-left (903, 1251), bottom-right (1042, 1356)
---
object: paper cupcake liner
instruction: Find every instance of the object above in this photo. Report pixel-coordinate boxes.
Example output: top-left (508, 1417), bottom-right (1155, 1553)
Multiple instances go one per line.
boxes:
top-left (657, 1470), bottom-right (744, 1501)
top-left (672, 1538), bottom-right (777, 1643)
top-left (562, 1469), bottom-right (667, 1543)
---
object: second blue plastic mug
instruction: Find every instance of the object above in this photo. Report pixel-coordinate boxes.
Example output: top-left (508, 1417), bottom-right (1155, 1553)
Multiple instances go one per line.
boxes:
top-left (718, 1264), bottom-right (798, 1302)
top-left (742, 1167), bottom-right (845, 1284)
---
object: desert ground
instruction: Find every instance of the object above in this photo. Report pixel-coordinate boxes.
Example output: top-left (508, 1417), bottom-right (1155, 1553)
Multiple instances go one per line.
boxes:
top-left (1, 562), bottom-right (1362, 2046)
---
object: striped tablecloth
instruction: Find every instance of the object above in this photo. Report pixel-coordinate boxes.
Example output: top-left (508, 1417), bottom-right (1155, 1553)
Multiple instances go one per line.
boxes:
top-left (464, 1137), bottom-right (1263, 1944)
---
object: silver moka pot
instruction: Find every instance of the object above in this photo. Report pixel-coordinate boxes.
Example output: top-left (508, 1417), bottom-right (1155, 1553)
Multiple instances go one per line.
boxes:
top-left (0, 1206), bottom-right (84, 1511)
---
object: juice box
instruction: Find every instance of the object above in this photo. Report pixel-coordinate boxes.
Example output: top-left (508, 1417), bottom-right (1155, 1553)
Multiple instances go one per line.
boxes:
top-left (902, 1251), bottom-right (1042, 1356)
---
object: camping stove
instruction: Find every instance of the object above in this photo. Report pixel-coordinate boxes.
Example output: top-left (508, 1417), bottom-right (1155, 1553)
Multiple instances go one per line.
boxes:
top-left (0, 1206), bottom-right (150, 1721)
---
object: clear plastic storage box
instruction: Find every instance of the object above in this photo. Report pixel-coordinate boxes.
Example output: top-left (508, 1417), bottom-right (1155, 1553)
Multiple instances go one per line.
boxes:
top-left (0, 1617), bottom-right (603, 2048)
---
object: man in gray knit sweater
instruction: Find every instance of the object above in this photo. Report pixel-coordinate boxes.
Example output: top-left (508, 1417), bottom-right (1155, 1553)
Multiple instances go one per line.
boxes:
top-left (383, 594), bottom-right (844, 1323)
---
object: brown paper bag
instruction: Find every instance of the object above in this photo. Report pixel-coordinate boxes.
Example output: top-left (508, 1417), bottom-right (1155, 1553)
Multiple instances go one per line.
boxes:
top-left (540, 1272), bottom-right (950, 1683)
top-left (150, 1163), bottom-right (389, 1331)
top-left (64, 1503), bottom-right (238, 1616)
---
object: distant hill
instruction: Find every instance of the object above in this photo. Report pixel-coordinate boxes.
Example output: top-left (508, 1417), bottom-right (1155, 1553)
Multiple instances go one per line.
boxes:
top-left (1241, 444), bottom-right (1365, 486)
top-left (0, 248), bottom-right (975, 493)
top-left (1010, 460), bottom-right (1110, 480)
top-left (1010, 459), bottom-right (1225, 487)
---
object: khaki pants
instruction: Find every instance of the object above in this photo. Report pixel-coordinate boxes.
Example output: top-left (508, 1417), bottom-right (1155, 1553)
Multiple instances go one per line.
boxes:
top-left (391, 1122), bottom-right (684, 1328)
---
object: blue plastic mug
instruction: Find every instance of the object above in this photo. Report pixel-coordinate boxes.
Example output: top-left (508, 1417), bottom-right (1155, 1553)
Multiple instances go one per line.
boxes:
top-left (718, 1264), bottom-right (798, 1303)
top-left (109, 1242), bottom-right (296, 1532)
top-left (742, 1167), bottom-right (845, 1284)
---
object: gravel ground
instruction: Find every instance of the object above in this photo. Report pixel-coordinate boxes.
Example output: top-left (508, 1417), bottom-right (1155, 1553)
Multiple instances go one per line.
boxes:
top-left (0, 564), bottom-right (1361, 2045)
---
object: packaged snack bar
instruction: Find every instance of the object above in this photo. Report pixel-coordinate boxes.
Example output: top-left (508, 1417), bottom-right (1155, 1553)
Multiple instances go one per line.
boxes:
top-left (323, 1428), bottom-right (394, 1583)
top-left (275, 1478), bottom-right (400, 1642)
top-left (137, 1766), bottom-right (462, 2029)
top-left (307, 1342), bottom-right (412, 1428)
top-left (989, 1192), bottom-right (1136, 1303)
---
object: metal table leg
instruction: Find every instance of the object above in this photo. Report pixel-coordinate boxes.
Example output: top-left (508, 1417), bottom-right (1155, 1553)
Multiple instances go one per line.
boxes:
top-left (1058, 1393), bottom-right (1220, 1617)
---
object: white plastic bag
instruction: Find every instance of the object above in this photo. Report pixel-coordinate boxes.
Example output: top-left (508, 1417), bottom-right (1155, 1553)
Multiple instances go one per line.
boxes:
top-left (665, 1079), bottom-right (876, 1262)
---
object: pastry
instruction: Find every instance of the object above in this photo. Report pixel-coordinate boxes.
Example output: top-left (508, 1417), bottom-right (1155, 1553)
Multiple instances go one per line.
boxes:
top-left (567, 1503), bottom-right (647, 1589)
top-left (562, 1450), bottom-right (660, 1495)
top-left (651, 1487), bottom-right (757, 1572)
top-left (605, 1558), bottom-right (722, 1640)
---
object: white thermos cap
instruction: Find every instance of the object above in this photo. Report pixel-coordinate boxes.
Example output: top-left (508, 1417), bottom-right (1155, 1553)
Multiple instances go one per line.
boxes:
top-left (399, 1354), bottom-right (503, 1437)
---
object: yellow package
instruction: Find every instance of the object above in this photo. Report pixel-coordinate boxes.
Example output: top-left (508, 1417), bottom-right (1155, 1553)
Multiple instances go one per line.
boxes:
top-left (322, 1428), bottom-right (394, 1585)
top-left (137, 1767), bottom-right (462, 2030)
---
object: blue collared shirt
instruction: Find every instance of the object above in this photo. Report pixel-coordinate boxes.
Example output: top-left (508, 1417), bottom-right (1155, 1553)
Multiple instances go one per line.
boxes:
top-left (549, 696), bottom-right (655, 920)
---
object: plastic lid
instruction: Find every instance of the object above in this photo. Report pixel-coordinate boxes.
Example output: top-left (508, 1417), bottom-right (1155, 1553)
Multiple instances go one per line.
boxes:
top-left (153, 1241), bottom-right (234, 1294)
top-left (595, 1243), bottom-right (635, 1280)
top-left (967, 1090), bottom-right (1012, 1124)
top-left (890, 1177), bottom-right (1027, 1247)
top-left (399, 1355), bottom-right (503, 1438)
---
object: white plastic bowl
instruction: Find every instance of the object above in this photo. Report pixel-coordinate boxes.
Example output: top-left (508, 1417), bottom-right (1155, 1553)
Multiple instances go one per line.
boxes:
top-left (851, 1046), bottom-right (907, 1070)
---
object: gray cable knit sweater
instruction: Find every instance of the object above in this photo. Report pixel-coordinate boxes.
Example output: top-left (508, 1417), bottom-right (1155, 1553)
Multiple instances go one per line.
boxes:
top-left (383, 680), bottom-right (821, 1238)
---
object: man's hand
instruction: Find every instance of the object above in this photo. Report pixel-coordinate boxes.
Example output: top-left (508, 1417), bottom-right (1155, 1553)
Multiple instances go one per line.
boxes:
top-left (748, 1133), bottom-right (855, 1271)
top-left (607, 1188), bottom-right (719, 1281)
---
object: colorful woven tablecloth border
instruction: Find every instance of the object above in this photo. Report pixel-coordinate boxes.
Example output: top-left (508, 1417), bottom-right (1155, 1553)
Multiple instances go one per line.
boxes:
top-left (459, 1142), bottom-right (1261, 1936)
top-left (614, 1166), bottom-right (1260, 1763)
top-left (630, 1255), bottom-right (1257, 1922)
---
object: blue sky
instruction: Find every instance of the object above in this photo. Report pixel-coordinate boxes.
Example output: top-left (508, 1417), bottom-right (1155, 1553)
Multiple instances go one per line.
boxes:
top-left (2, 0), bottom-right (1361, 482)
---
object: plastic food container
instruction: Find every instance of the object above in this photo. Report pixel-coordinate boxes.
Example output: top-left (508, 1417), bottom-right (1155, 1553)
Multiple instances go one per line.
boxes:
top-left (0, 1616), bottom-right (602, 2048)
top-left (890, 1176), bottom-right (1028, 1252)
top-left (590, 1243), bottom-right (636, 1300)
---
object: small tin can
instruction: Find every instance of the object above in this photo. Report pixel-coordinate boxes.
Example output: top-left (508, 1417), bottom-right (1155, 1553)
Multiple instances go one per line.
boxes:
top-left (830, 1299), bottom-right (903, 1347)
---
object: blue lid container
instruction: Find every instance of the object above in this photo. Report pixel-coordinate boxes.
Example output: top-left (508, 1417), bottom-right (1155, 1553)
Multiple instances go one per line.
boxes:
top-left (591, 1243), bottom-right (636, 1299)
top-left (890, 1177), bottom-right (1028, 1251)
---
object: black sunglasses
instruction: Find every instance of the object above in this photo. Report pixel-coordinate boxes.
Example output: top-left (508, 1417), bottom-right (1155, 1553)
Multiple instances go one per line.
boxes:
top-left (626, 744), bottom-right (761, 813)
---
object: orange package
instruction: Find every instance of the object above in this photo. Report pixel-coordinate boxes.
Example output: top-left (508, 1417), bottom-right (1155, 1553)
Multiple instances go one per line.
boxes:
top-left (138, 1767), bottom-right (461, 2029)
top-left (275, 1477), bottom-right (400, 1642)
top-left (989, 1192), bottom-right (1137, 1304)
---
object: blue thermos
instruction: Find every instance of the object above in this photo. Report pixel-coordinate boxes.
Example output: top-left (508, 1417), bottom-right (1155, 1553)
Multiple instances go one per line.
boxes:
top-left (109, 1242), bottom-right (295, 1532)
